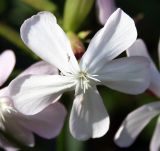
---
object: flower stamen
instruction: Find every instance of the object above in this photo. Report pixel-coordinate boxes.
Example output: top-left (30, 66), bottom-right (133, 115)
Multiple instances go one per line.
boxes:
top-left (75, 71), bottom-right (100, 93)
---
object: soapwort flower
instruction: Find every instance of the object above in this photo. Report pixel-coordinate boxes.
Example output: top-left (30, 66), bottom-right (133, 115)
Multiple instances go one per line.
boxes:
top-left (114, 39), bottom-right (160, 151)
top-left (9, 9), bottom-right (150, 140)
top-left (0, 50), bottom-right (66, 150)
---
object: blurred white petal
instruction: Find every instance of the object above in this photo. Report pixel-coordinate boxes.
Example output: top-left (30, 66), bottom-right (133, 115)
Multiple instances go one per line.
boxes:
top-left (4, 115), bottom-right (34, 147)
top-left (19, 61), bottom-right (58, 77)
top-left (0, 87), bottom-right (8, 97)
top-left (96, 0), bottom-right (116, 25)
top-left (127, 39), bottom-right (160, 97)
top-left (0, 50), bottom-right (15, 86)
top-left (19, 102), bottom-right (67, 139)
top-left (114, 102), bottom-right (160, 147)
top-left (150, 116), bottom-right (160, 151)
top-left (9, 75), bottom-right (75, 115)
top-left (0, 134), bottom-right (18, 151)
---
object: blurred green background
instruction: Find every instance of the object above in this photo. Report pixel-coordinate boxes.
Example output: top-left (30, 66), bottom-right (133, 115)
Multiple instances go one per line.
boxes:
top-left (0, 0), bottom-right (160, 151)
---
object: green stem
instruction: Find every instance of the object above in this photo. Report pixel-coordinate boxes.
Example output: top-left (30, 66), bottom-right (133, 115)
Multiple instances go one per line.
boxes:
top-left (56, 124), bottom-right (66, 151)
top-left (21, 0), bottom-right (57, 12)
top-left (56, 93), bottom-right (85, 151)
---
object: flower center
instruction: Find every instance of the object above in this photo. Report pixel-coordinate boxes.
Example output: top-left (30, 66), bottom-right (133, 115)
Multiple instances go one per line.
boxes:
top-left (0, 97), bottom-right (16, 128)
top-left (75, 71), bottom-right (100, 93)
top-left (78, 71), bottom-right (90, 93)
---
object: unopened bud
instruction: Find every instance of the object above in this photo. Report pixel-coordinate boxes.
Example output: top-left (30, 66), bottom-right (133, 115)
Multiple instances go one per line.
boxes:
top-left (63, 0), bottom-right (94, 32)
top-left (67, 32), bottom-right (85, 60)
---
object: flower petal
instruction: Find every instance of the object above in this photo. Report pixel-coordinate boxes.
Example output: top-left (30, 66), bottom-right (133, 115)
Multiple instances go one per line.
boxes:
top-left (150, 116), bottom-right (160, 151)
top-left (9, 75), bottom-right (75, 115)
top-left (80, 8), bottom-right (137, 72)
top-left (19, 61), bottom-right (58, 77)
top-left (5, 148), bottom-right (18, 151)
top-left (20, 11), bottom-right (79, 74)
top-left (114, 102), bottom-right (160, 147)
top-left (0, 87), bottom-right (8, 97)
top-left (0, 134), bottom-right (18, 151)
top-left (0, 50), bottom-right (15, 86)
top-left (127, 39), bottom-right (160, 97)
top-left (127, 39), bottom-right (151, 59)
top-left (19, 102), bottom-right (67, 139)
top-left (69, 87), bottom-right (109, 140)
top-left (97, 56), bottom-right (150, 94)
top-left (4, 115), bottom-right (34, 147)
top-left (96, 0), bottom-right (116, 25)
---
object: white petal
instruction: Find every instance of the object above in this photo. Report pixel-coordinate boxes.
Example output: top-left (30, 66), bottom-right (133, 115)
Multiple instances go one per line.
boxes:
top-left (5, 148), bottom-right (18, 151)
top-left (80, 8), bottom-right (137, 72)
top-left (127, 39), bottom-right (151, 59)
top-left (150, 116), bottom-right (160, 151)
top-left (127, 39), bottom-right (160, 97)
top-left (19, 102), bottom-right (67, 139)
top-left (0, 87), bottom-right (9, 97)
top-left (0, 98), bottom-right (34, 148)
top-left (114, 102), bottom-right (160, 147)
top-left (19, 61), bottom-right (58, 77)
top-left (97, 56), bottom-right (150, 94)
top-left (20, 11), bottom-right (79, 74)
top-left (9, 75), bottom-right (75, 115)
top-left (0, 50), bottom-right (15, 86)
top-left (96, 0), bottom-right (116, 25)
top-left (4, 114), bottom-right (34, 147)
top-left (0, 134), bottom-right (18, 151)
top-left (69, 87), bottom-right (109, 140)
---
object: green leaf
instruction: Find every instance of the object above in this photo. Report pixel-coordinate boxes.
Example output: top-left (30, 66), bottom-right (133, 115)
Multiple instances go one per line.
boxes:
top-left (21, 0), bottom-right (57, 12)
top-left (0, 0), bottom-right (6, 14)
top-left (0, 23), bottom-right (38, 60)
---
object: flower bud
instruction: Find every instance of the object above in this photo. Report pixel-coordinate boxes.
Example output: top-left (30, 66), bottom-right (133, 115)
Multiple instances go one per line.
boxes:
top-left (63, 0), bottom-right (94, 32)
top-left (67, 32), bottom-right (85, 60)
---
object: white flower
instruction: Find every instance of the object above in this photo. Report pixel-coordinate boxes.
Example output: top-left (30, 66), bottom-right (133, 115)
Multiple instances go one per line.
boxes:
top-left (9, 9), bottom-right (150, 140)
top-left (0, 50), bottom-right (67, 150)
top-left (114, 39), bottom-right (160, 151)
